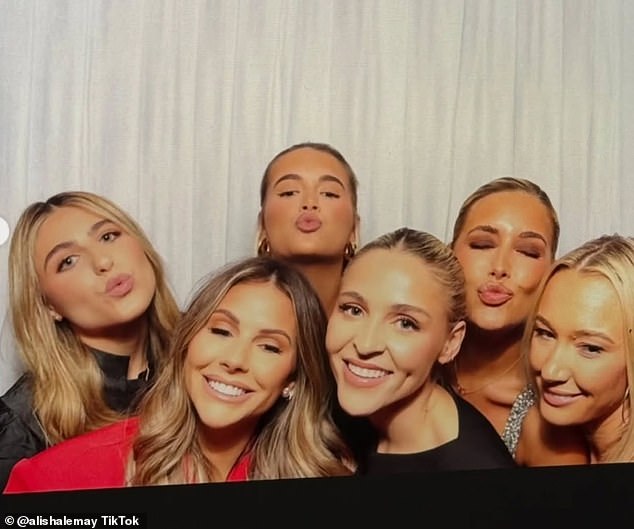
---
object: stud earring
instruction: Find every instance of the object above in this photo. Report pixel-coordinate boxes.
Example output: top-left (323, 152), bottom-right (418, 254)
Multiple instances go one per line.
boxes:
top-left (282, 386), bottom-right (294, 400)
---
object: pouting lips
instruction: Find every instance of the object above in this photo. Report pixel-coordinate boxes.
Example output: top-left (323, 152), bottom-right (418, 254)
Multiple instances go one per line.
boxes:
top-left (207, 379), bottom-right (250, 398)
top-left (345, 361), bottom-right (391, 379)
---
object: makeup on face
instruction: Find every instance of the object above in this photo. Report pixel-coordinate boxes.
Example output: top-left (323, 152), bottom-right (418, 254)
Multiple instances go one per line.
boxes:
top-left (530, 269), bottom-right (627, 430)
top-left (453, 191), bottom-right (553, 332)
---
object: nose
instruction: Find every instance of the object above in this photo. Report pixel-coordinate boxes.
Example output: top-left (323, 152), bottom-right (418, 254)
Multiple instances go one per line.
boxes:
top-left (353, 319), bottom-right (386, 358)
top-left (301, 189), bottom-right (319, 211)
top-left (92, 250), bottom-right (113, 274)
top-left (539, 345), bottom-right (571, 384)
top-left (489, 247), bottom-right (510, 280)
top-left (219, 340), bottom-right (250, 373)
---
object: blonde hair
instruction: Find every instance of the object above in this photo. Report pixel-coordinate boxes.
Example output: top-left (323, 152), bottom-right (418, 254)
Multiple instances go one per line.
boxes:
top-left (8, 191), bottom-right (180, 444)
top-left (357, 227), bottom-right (466, 328)
top-left (523, 234), bottom-right (634, 462)
top-left (451, 177), bottom-right (560, 258)
top-left (129, 257), bottom-right (352, 485)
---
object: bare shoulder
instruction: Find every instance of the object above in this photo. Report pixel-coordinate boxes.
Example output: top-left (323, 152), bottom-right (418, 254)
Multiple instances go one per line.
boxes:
top-left (515, 407), bottom-right (589, 466)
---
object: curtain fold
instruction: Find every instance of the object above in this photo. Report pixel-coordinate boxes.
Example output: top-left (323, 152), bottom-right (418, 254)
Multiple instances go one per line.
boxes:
top-left (1, 0), bottom-right (631, 390)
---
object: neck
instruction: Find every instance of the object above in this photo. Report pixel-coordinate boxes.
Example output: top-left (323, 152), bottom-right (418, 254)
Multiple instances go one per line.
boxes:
top-left (372, 382), bottom-right (439, 454)
top-left (457, 322), bottom-right (524, 373)
top-left (284, 259), bottom-right (344, 316)
top-left (586, 404), bottom-right (626, 463)
top-left (198, 422), bottom-right (255, 481)
top-left (76, 317), bottom-right (149, 378)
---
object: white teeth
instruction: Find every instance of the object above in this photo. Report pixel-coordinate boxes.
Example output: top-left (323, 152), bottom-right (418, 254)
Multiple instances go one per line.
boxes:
top-left (347, 362), bottom-right (389, 379)
top-left (208, 380), bottom-right (246, 397)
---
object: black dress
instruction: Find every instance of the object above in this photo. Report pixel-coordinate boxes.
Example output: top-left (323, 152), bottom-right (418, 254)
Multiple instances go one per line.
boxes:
top-left (360, 389), bottom-right (516, 475)
top-left (0, 348), bottom-right (154, 490)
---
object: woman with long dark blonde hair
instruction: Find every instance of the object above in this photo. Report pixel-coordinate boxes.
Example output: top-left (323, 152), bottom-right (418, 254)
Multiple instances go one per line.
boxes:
top-left (4, 257), bottom-right (352, 492)
top-left (0, 191), bottom-right (180, 489)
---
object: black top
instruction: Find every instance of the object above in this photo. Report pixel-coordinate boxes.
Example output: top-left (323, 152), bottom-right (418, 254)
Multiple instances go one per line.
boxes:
top-left (0, 348), bottom-right (154, 490)
top-left (360, 389), bottom-right (516, 475)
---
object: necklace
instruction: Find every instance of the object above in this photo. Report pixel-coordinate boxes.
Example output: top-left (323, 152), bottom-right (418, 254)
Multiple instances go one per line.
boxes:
top-left (452, 355), bottom-right (521, 396)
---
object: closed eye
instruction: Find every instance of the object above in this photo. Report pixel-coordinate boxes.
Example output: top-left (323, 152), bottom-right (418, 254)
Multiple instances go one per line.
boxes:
top-left (321, 191), bottom-right (340, 198)
top-left (469, 241), bottom-right (495, 250)
top-left (260, 343), bottom-right (282, 354)
top-left (278, 190), bottom-right (299, 197)
top-left (209, 327), bottom-right (232, 337)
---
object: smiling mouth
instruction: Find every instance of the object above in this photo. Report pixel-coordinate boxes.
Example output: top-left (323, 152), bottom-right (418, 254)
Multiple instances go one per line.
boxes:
top-left (345, 361), bottom-right (391, 379)
top-left (207, 379), bottom-right (251, 398)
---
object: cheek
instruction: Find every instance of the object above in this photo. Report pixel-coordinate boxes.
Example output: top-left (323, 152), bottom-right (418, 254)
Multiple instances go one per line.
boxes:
top-left (262, 200), bottom-right (292, 230)
top-left (325, 318), bottom-right (352, 355)
top-left (389, 337), bottom-right (438, 374)
top-left (515, 260), bottom-right (549, 292)
top-left (582, 361), bottom-right (627, 398)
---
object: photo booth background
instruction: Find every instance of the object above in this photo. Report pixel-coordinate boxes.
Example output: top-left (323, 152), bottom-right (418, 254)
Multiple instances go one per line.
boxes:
top-left (1, 0), bottom-right (633, 391)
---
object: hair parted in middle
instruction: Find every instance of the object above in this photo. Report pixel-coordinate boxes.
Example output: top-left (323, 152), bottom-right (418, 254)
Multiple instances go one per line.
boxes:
top-left (128, 256), bottom-right (353, 485)
top-left (523, 233), bottom-right (634, 463)
top-left (8, 191), bottom-right (180, 445)
top-left (451, 177), bottom-right (560, 258)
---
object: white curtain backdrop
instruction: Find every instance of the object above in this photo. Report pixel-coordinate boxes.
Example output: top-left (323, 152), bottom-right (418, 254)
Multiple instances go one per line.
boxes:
top-left (1, 0), bottom-right (633, 391)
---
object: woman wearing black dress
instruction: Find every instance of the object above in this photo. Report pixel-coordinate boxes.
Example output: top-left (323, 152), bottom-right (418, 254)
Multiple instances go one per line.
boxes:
top-left (327, 228), bottom-right (515, 474)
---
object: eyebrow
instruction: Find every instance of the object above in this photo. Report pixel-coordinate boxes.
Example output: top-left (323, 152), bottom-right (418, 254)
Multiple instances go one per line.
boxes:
top-left (339, 292), bottom-right (432, 320)
top-left (535, 315), bottom-right (616, 345)
top-left (43, 219), bottom-right (115, 271)
top-left (467, 225), bottom-right (548, 245)
top-left (272, 173), bottom-right (345, 189)
top-left (212, 309), bottom-right (293, 344)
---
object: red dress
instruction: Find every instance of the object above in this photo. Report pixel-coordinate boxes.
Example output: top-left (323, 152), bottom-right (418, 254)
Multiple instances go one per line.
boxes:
top-left (3, 417), bottom-right (250, 493)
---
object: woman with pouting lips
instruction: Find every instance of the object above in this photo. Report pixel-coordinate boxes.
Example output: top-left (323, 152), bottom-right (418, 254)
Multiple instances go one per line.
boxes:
top-left (327, 228), bottom-right (515, 473)
top-left (529, 235), bottom-right (634, 463)
top-left (256, 142), bottom-right (360, 317)
top-left (0, 192), bottom-right (180, 490)
top-left (4, 258), bottom-right (353, 493)
top-left (446, 178), bottom-right (588, 465)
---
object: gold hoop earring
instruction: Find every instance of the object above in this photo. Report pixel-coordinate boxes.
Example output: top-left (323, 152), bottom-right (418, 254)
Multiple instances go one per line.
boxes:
top-left (257, 238), bottom-right (271, 256)
top-left (344, 242), bottom-right (357, 260)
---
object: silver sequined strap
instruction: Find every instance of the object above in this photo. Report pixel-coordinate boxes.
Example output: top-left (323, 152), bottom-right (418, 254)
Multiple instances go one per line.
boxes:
top-left (501, 384), bottom-right (536, 457)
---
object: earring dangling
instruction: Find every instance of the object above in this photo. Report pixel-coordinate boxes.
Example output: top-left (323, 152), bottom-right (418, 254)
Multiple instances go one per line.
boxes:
top-left (282, 386), bottom-right (293, 400)
top-left (344, 242), bottom-right (357, 260)
top-left (257, 238), bottom-right (271, 256)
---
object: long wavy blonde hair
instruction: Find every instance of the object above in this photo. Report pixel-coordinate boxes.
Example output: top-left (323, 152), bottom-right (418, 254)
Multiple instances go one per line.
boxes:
top-left (128, 257), bottom-right (353, 485)
top-left (9, 191), bottom-right (180, 444)
top-left (523, 234), bottom-right (634, 462)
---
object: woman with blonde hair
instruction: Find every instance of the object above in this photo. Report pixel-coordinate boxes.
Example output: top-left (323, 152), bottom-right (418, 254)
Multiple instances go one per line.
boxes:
top-left (0, 191), bottom-right (180, 489)
top-left (446, 177), bottom-right (588, 465)
top-left (256, 142), bottom-right (360, 316)
top-left (529, 234), bottom-right (634, 463)
top-left (328, 228), bottom-right (515, 473)
top-left (5, 257), bottom-right (352, 492)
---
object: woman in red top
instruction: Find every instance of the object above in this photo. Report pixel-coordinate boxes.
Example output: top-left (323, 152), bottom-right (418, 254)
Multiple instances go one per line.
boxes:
top-left (4, 257), bottom-right (353, 493)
